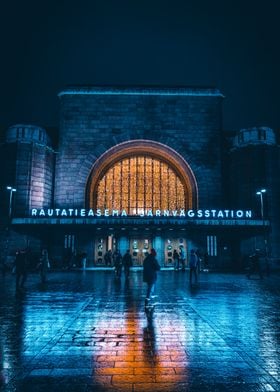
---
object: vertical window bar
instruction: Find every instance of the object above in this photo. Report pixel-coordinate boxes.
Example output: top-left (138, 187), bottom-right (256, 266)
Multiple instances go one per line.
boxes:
top-left (159, 161), bottom-right (162, 210)
top-left (167, 167), bottom-right (170, 210)
top-left (136, 156), bottom-right (138, 213)
top-left (104, 177), bottom-right (106, 209)
top-left (120, 160), bottom-right (123, 210)
top-left (214, 236), bottom-right (217, 256)
top-left (128, 158), bottom-right (130, 214)
top-left (152, 158), bottom-right (154, 211)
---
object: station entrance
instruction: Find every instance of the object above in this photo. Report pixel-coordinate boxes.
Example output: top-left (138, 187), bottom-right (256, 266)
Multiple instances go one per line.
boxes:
top-left (93, 235), bottom-right (187, 267)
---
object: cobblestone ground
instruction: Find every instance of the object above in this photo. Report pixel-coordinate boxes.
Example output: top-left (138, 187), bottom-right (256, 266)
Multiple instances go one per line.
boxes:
top-left (0, 270), bottom-right (280, 391)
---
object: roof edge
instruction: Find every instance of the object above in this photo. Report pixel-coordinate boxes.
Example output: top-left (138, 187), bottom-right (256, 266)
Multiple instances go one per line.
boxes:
top-left (58, 86), bottom-right (224, 98)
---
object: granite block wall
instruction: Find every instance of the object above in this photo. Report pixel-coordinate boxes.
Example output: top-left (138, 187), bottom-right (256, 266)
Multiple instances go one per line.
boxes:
top-left (55, 87), bottom-right (224, 209)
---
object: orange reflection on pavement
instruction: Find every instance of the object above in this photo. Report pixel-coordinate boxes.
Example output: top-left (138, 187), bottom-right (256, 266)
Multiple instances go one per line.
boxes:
top-left (91, 309), bottom-right (189, 391)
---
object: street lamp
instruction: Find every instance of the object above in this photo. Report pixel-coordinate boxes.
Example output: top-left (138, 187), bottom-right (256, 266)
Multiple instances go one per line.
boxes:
top-left (256, 189), bottom-right (266, 220)
top-left (6, 186), bottom-right (17, 219)
top-left (256, 189), bottom-right (267, 256)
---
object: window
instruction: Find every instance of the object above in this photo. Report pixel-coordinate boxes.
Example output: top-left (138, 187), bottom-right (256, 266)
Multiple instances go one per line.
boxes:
top-left (258, 129), bottom-right (266, 141)
top-left (207, 235), bottom-right (217, 256)
top-left (95, 155), bottom-right (186, 214)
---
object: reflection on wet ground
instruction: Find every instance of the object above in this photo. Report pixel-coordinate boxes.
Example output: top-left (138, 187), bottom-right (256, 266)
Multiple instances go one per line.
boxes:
top-left (0, 270), bottom-right (280, 391)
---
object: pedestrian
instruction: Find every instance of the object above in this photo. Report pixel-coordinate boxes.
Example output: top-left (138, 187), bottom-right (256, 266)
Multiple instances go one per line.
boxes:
top-left (203, 252), bottom-right (209, 271)
top-left (196, 249), bottom-right (202, 273)
top-left (39, 248), bottom-right (49, 283)
top-left (173, 249), bottom-right (180, 270)
top-left (122, 249), bottom-right (133, 278)
top-left (189, 249), bottom-right (198, 285)
top-left (113, 249), bottom-right (122, 278)
top-left (81, 252), bottom-right (87, 269)
top-left (15, 249), bottom-right (28, 292)
top-left (0, 254), bottom-right (6, 278)
top-left (247, 249), bottom-right (263, 279)
top-left (104, 250), bottom-right (112, 267)
top-left (143, 248), bottom-right (160, 307)
top-left (179, 245), bottom-right (186, 271)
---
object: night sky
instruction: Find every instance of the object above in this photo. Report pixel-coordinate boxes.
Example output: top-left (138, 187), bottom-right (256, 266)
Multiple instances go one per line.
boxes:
top-left (1, 0), bottom-right (279, 136)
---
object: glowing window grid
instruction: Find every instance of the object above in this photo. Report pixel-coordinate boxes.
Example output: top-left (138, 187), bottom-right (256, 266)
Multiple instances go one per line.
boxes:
top-left (95, 156), bottom-right (187, 215)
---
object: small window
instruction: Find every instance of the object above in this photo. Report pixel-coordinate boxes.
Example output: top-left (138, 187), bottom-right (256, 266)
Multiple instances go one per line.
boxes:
top-left (258, 129), bottom-right (266, 140)
top-left (207, 235), bottom-right (217, 256)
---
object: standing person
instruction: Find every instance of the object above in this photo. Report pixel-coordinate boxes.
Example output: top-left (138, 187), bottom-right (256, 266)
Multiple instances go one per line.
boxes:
top-left (122, 249), bottom-right (133, 279)
top-left (0, 253), bottom-right (6, 278)
top-left (39, 248), bottom-right (49, 283)
top-left (15, 249), bottom-right (28, 292)
top-left (113, 249), bottom-right (122, 278)
top-left (179, 245), bottom-right (186, 271)
top-left (247, 249), bottom-right (263, 279)
top-left (189, 249), bottom-right (198, 285)
top-left (173, 249), bottom-right (180, 270)
top-left (196, 249), bottom-right (202, 273)
top-left (203, 252), bottom-right (209, 271)
top-left (143, 248), bottom-right (160, 307)
top-left (81, 252), bottom-right (87, 269)
top-left (104, 250), bottom-right (112, 267)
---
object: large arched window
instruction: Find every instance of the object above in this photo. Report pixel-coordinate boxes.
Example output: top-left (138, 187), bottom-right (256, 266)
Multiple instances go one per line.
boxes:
top-left (96, 155), bottom-right (185, 214)
top-left (86, 140), bottom-right (198, 214)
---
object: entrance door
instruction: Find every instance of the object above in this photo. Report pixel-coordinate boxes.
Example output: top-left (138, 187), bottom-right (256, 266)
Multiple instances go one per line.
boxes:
top-left (94, 235), bottom-right (115, 265)
top-left (164, 238), bottom-right (187, 267)
top-left (130, 238), bottom-right (151, 266)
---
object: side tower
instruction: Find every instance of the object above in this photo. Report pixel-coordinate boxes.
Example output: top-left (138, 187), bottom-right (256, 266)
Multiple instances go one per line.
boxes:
top-left (0, 124), bottom-right (55, 217)
top-left (229, 127), bottom-right (280, 259)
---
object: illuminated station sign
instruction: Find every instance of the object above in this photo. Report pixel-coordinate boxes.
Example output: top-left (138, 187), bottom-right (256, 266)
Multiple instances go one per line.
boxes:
top-left (31, 208), bottom-right (253, 219)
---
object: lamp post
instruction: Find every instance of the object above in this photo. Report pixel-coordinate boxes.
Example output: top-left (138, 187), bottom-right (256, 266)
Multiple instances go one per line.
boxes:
top-left (6, 186), bottom-right (17, 219)
top-left (256, 189), bottom-right (266, 220)
top-left (256, 189), bottom-right (267, 255)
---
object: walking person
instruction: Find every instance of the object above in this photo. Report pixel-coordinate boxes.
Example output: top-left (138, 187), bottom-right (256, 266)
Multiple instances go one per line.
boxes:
top-left (15, 249), bottom-right (28, 292)
top-left (122, 249), bottom-right (133, 279)
top-left (104, 250), bottom-right (112, 267)
top-left (143, 248), bottom-right (160, 308)
top-left (203, 252), bottom-right (209, 271)
top-left (196, 249), bottom-right (202, 273)
top-left (179, 245), bottom-right (186, 271)
top-left (113, 249), bottom-right (122, 278)
top-left (173, 249), bottom-right (180, 270)
top-left (39, 248), bottom-right (49, 283)
top-left (189, 249), bottom-right (198, 285)
top-left (247, 249), bottom-right (263, 279)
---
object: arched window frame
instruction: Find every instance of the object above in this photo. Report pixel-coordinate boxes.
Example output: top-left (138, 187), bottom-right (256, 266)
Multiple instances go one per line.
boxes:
top-left (86, 140), bottom-right (198, 212)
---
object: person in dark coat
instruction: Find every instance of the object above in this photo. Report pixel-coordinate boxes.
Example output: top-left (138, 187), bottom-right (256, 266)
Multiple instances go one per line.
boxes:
top-left (179, 245), bottom-right (186, 271)
top-left (189, 249), bottom-right (198, 284)
top-left (247, 249), bottom-right (263, 279)
top-left (113, 249), bottom-right (122, 278)
top-left (143, 248), bottom-right (160, 306)
top-left (122, 250), bottom-right (133, 278)
top-left (39, 248), bottom-right (49, 283)
top-left (173, 249), bottom-right (180, 270)
top-left (15, 249), bottom-right (28, 291)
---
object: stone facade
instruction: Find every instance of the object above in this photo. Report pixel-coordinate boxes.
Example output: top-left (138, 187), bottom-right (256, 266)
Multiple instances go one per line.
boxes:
top-left (55, 87), bottom-right (223, 209)
top-left (229, 127), bottom-right (280, 259)
top-left (0, 87), bottom-right (279, 269)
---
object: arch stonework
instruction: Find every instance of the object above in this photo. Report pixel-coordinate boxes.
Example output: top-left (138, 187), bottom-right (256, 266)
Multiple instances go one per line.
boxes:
top-left (86, 140), bottom-right (198, 210)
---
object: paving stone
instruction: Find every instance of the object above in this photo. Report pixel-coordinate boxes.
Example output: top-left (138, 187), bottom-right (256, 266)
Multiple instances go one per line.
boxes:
top-left (0, 271), bottom-right (280, 391)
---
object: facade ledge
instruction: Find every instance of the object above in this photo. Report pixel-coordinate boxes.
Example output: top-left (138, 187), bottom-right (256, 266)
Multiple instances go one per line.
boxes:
top-left (58, 86), bottom-right (224, 98)
top-left (11, 217), bottom-right (269, 227)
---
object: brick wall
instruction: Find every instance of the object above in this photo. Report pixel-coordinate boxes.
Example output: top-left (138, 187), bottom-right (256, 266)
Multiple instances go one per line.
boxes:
top-left (55, 88), bottom-right (223, 209)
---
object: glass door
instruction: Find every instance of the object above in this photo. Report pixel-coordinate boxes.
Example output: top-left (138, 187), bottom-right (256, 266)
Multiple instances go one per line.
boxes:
top-left (130, 238), bottom-right (151, 266)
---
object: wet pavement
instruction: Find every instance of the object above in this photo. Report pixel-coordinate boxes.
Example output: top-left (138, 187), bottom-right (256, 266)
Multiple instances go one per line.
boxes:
top-left (0, 269), bottom-right (280, 391)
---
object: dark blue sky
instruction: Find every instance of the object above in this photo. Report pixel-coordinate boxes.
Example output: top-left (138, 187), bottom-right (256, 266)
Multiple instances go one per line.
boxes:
top-left (1, 0), bottom-right (279, 133)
